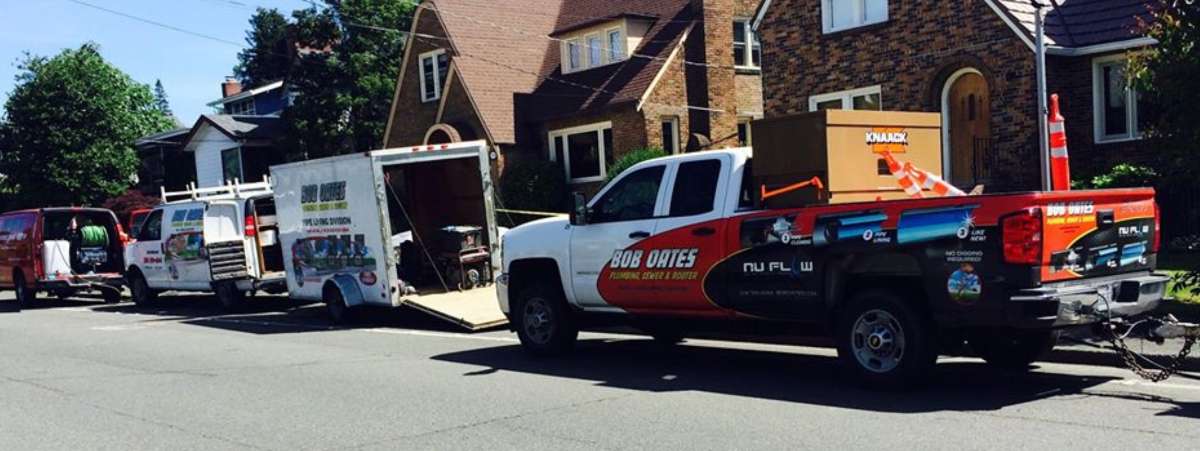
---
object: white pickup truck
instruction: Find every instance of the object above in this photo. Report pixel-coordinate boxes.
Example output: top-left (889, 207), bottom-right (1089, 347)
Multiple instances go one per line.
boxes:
top-left (497, 148), bottom-right (1167, 387)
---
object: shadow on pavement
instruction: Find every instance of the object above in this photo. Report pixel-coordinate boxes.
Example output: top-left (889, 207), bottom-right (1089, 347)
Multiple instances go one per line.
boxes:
top-left (432, 338), bottom-right (1130, 414)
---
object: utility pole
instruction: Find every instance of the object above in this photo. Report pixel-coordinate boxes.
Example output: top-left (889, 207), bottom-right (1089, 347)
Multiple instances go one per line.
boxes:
top-left (1034, 0), bottom-right (1051, 190)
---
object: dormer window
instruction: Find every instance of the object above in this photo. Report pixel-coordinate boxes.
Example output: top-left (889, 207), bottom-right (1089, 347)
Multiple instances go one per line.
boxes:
top-left (561, 25), bottom-right (626, 73)
top-left (419, 49), bottom-right (449, 103)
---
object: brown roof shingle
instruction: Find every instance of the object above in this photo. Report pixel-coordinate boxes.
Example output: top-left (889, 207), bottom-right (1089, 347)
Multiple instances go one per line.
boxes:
top-left (996, 0), bottom-right (1160, 47)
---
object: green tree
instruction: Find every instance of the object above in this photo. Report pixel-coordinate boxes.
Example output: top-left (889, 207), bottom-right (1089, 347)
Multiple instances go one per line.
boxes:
top-left (1129, 1), bottom-right (1199, 178)
top-left (284, 0), bottom-right (414, 159)
top-left (234, 7), bottom-right (293, 87)
top-left (0, 43), bottom-right (174, 207)
top-left (152, 79), bottom-right (175, 118)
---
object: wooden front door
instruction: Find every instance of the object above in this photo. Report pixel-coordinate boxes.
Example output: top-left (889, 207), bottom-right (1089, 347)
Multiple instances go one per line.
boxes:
top-left (947, 72), bottom-right (991, 188)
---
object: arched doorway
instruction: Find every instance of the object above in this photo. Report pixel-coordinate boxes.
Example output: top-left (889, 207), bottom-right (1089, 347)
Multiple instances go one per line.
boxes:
top-left (941, 68), bottom-right (991, 189)
top-left (423, 123), bottom-right (462, 145)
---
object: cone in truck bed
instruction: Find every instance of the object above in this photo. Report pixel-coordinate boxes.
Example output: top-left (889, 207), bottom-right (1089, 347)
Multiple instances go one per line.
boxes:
top-left (401, 288), bottom-right (508, 331)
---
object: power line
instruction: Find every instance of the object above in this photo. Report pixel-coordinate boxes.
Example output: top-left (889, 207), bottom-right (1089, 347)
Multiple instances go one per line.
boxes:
top-left (65, 0), bottom-right (245, 48)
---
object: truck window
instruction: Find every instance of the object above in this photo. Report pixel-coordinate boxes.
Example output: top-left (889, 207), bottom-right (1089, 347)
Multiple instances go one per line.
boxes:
top-left (139, 210), bottom-right (163, 241)
top-left (591, 166), bottom-right (665, 223)
top-left (669, 159), bottom-right (721, 216)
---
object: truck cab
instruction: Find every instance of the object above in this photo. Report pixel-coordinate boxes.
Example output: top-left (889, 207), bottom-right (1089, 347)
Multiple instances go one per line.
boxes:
top-left (499, 148), bottom-right (1168, 387)
top-left (124, 180), bottom-right (286, 310)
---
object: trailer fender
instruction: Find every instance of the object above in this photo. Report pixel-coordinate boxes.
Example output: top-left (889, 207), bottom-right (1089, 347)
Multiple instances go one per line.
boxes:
top-left (324, 274), bottom-right (366, 308)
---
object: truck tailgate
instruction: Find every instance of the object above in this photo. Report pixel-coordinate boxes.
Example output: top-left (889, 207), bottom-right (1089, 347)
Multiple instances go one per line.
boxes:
top-left (1036, 188), bottom-right (1157, 283)
top-left (401, 288), bottom-right (508, 331)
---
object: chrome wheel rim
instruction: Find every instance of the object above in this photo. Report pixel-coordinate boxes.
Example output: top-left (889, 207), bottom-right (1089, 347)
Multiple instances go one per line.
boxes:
top-left (522, 297), bottom-right (554, 345)
top-left (851, 309), bottom-right (906, 373)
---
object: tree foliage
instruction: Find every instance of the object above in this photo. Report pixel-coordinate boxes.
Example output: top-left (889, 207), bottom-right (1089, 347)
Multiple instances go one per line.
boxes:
top-left (499, 159), bottom-right (568, 213)
top-left (606, 147), bottom-right (666, 182)
top-left (0, 44), bottom-right (175, 207)
top-left (234, 8), bottom-right (293, 88)
top-left (1129, 1), bottom-right (1200, 179)
top-left (153, 80), bottom-right (173, 117)
top-left (281, 0), bottom-right (414, 160)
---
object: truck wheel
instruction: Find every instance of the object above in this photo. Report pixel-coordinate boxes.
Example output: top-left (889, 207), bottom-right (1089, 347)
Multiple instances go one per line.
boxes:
top-left (215, 281), bottom-right (246, 312)
top-left (101, 288), bottom-right (122, 304)
top-left (13, 271), bottom-right (34, 309)
top-left (970, 329), bottom-right (1059, 370)
top-left (514, 284), bottom-right (577, 356)
top-left (835, 290), bottom-right (937, 389)
top-left (323, 285), bottom-right (355, 325)
top-left (129, 272), bottom-right (157, 307)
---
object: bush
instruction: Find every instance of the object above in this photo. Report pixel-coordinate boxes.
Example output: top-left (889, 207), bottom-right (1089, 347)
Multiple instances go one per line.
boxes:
top-left (606, 147), bottom-right (666, 182)
top-left (1079, 164), bottom-right (1158, 190)
top-left (498, 158), bottom-right (568, 213)
top-left (102, 189), bottom-right (160, 225)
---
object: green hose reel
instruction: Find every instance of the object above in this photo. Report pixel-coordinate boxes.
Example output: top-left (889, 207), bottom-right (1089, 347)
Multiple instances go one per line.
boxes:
top-left (80, 225), bottom-right (109, 247)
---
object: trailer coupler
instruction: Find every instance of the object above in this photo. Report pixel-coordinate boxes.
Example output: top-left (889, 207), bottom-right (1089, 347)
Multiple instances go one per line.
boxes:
top-left (1093, 315), bottom-right (1199, 382)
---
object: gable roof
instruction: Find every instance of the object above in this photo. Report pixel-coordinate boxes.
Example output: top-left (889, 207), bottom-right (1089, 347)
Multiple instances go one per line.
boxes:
top-left (416, 0), bottom-right (694, 143)
top-left (206, 80), bottom-right (285, 108)
top-left (182, 115), bottom-right (283, 152)
top-left (754, 0), bottom-right (1158, 51)
top-left (996, 0), bottom-right (1160, 48)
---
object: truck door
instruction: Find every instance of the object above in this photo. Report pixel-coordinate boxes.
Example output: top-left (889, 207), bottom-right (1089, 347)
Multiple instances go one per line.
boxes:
top-left (570, 164), bottom-right (667, 309)
top-left (203, 201), bottom-right (244, 283)
top-left (133, 208), bottom-right (167, 286)
top-left (161, 204), bottom-right (208, 289)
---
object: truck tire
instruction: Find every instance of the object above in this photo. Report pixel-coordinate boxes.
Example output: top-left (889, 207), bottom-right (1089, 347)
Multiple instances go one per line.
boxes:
top-left (101, 288), bottom-right (122, 304)
top-left (129, 271), bottom-right (157, 307)
top-left (215, 281), bottom-right (247, 312)
top-left (13, 271), bottom-right (34, 309)
top-left (514, 284), bottom-right (577, 356)
top-left (970, 329), bottom-right (1059, 370)
top-left (835, 290), bottom-right (937, 389)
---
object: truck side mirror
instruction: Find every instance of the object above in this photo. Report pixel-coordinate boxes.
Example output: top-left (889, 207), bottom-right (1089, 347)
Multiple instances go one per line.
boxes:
top-left (570, 192), bottom-right (589, 226)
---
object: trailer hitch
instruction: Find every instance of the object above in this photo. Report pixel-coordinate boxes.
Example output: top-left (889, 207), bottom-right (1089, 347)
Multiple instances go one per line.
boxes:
top-left (1097, 315), bottom-right (1199, 382)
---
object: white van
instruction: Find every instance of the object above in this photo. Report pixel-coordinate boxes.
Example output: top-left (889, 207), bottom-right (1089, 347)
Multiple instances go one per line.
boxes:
top-left (123, 180), bottom-right (287, 309)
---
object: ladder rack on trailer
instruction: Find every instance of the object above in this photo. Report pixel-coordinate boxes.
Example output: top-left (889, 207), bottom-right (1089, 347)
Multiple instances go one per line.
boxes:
top-left (161, 177), bottom-right (273, 203)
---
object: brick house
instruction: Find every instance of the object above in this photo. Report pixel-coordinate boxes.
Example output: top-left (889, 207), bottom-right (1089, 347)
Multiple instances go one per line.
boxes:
top-left (753, 0), bottom-right (1159, 191)
top-left (382, 0), bottom-right (764, 190)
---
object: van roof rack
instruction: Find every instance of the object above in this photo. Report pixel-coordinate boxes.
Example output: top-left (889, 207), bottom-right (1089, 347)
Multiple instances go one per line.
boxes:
top-left (160, 176), bottom-right (273, 203)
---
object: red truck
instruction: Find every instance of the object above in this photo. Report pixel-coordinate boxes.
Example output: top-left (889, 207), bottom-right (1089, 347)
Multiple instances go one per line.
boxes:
top-left (0, 207), bottom-right (128, 307)
top-left (496, 149), bottom-right (1166, 387)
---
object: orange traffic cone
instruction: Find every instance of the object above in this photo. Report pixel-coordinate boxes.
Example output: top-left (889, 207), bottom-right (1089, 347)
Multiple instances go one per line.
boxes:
top-left (907, 162), bottom-right (966, 197)
top-left (1049, 93), bottom-right (1071, 191)
top-left (882, 151), bottom-right (924, 198)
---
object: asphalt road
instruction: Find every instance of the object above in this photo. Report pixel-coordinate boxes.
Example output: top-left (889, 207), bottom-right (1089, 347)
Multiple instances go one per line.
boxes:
top-left (1, 290), bottom-right (1199, 450)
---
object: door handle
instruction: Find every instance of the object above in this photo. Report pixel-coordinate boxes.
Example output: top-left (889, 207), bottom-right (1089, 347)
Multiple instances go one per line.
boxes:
top-left (628, 231), bottom-right (651, 239)
top-left (691, 227), bottom-right (716, 237)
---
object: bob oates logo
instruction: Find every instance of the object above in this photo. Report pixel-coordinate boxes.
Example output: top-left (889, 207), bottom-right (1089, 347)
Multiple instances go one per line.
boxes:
top-left (608, 248), bottom-right (700, 281)
top-left (1046, 201), bottom-right (1095, 225)
top-left (301, 181), bottom-right (349, 212)
top-left (866, 127), bottom-right (908, 154)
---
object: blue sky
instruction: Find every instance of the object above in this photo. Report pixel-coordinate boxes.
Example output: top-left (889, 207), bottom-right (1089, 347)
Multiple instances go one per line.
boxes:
top-left (0, 0), bottom-right (310, 123)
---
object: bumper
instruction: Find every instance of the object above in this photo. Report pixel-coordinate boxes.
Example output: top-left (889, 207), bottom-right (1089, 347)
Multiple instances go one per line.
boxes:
top-left (495, 272), bottom-right (511, 316)
top-left (1005, 272), bottom-right (1168, 328)
top-left (38, 274), bottom-right (125, 291)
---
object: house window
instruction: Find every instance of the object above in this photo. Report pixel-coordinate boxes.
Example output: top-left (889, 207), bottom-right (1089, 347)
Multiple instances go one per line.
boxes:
top-left (733, 19), bottom-right (761, 69)
top-left (567, 40), bottom-right (582, 71)
top-left (228, 99), bottom-right (255, 115)
top-left (419, 49), bottom-right (449, 103)
top-left (548, 122), bottom-right (614, 183)
top-left (822, 0), bottom-right (888, 34)
top-left (808, 86), bottom-right (883, 111)
top-left (737, 118), bottom-right (753, 146)
top-left (221, 147), bottom-right (243, 183)
top-left (588, 35), bottom-right (603, 67)
top-left (661, 117), bottom-right (680, 154)
top-left (608, 29), bottom-right (624, 62)
top-left (1093, 56), bottom-right (1142, 143)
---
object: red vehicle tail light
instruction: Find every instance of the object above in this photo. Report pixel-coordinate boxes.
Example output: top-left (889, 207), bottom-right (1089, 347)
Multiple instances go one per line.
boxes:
top-left (244, 214), bottom-right (257, 237)
top-left (1002, 208), bottom-right (1043, 265)
top-left (1153, 202), bottom-right (1161, 253)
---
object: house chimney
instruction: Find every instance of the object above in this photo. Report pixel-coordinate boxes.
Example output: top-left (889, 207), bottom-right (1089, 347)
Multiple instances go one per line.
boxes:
top-left (222, 77), bottom-right (243, 98)
top-left (685, 0), bottom-right (738, 149)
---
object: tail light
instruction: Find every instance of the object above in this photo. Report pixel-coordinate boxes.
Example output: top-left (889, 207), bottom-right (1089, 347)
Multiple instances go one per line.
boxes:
top-left (1153, 202), bottom-right (1161, 253)
top-left (244, 213), bottom-right (258, 237)
top-left (1002, 208), bottom-right (1043, 265)
top-left (116, 223), bottom-right (130, 246)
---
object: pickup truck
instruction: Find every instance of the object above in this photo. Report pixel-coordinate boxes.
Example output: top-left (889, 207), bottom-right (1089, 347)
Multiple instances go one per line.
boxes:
top-left (497, 148), bottom-right (1167, 387)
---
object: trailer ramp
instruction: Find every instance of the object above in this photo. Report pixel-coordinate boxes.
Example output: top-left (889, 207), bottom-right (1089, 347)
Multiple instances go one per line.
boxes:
top-left (401, 288), bottom-right (508, 331)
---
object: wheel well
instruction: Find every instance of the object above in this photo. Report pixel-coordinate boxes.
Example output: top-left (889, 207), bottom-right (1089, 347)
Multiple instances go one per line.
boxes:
top-left (322, 281), bottom-right (341, 303)
top-left (508, 258), bottom-right (565, 301)
top-left (825, 253), bottom-right (928, 314)
top-left (126, 265), bottom-right (142, 279)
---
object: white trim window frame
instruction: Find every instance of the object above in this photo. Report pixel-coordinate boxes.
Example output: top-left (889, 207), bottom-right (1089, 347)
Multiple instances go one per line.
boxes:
top-left (737, 117), bottom-right (754, 146)
top-left (566, 39), bottom-right (583, 72)
top-left (587, 34), bottom-right (603, 67)
top-left (419, 49), bottom-right (449, 103)
top-left (808, 85), bottom-right (883, 111)
top-left (821, 0), bottom-right (889, 34)
top-left (1092, 54), bottom-right (1142, 143)
top-left (548, 121), bottom-right (614, 183)
top-left (733, 18), bottom-right (761, 70)
top-left (607, 28), bottom-right (625, 63)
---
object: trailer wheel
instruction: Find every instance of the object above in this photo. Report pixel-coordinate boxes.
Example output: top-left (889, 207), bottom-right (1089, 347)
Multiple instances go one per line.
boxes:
top-left (215, 281), bottom-right (246, 312)
top-left (514, 284), bottom-right (577, 356)
top-left (13, 271), bottom-right (35, 309)
top-left (835, 290), bottom-right (937, 389)
top-left (129, 271), bottom-right (157, 307)
top-left (970, 329), bottom-right (1059, 370)
top-left (323, 285), bottom-right (355, 325)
